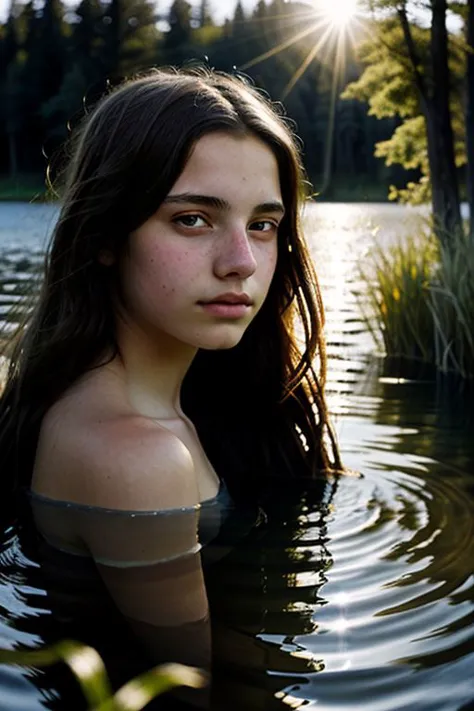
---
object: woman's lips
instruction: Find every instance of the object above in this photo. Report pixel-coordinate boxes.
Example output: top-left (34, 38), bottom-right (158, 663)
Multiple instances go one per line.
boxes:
top-left (197, 292), bottom-right (253, 318)
top-left (198, 302), bottom-right (251, 318)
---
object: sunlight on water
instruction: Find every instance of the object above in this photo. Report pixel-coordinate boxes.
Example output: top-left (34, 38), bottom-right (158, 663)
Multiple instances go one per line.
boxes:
top-left (1, 201), bottom-right (473, 711)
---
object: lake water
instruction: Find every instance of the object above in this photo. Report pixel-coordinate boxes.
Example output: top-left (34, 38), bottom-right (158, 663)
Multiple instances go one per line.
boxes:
top-left (0, 201), bottom-right (473, 711)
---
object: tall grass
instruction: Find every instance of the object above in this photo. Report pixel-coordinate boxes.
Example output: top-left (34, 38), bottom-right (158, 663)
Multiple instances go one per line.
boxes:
top-left (0, 640), bottom-right (206, 710)
top-left (358, 226), bottom-right (474, 379)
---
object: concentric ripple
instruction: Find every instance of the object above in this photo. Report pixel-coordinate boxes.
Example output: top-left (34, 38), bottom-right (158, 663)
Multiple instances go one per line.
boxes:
top-left (1, 202), bottom-right (474, 711)
top-left (207, 460), bottom-right (474, 711)
top-left (320, 468), bottom-right (474, 664)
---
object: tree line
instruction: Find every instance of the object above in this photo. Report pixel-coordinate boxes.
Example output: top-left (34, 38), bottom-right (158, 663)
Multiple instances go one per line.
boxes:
top-left (0, 0), bottom-right (406, 198)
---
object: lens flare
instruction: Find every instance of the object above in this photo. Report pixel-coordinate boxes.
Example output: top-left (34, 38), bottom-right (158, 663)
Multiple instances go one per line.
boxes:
top-left (239, 0), bottom-right (364, 197)
top-left (315, 0), bottom-right (359, 27)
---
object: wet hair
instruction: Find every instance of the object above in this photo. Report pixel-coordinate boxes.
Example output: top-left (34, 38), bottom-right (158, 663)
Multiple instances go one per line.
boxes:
top-left (0, 66), bottom-right (343, 505)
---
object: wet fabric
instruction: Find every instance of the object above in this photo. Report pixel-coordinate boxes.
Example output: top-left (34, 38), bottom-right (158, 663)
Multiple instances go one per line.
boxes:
top-left (17, 480), bottom-right (258, 709)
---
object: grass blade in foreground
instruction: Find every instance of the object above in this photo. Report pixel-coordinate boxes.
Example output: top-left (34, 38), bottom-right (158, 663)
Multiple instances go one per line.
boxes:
top-left (0, 641), bottom-right (206, 710)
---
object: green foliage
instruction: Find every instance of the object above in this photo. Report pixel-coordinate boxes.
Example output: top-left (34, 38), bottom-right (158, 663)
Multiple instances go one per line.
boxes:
top-left (0, 0), bottom-right (401, 194)
top-left (376, 115), bottom-right (430, 204)
top-left (341, 9), bottom-right (468, 205)
top-left (0, 640), bottom-right (206, 711)
top-left (358, 225), bottom-right (474, 379)
top-left (192, 23), bottom-right (221, 46)
top-left (376, 115), bottom-right (427, 171)
top-left (341, 19), bottom-right (424, 119)
top-left (388, 175), bottom-right (430, 205)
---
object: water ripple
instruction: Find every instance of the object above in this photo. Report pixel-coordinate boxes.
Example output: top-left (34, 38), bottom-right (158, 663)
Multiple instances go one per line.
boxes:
top-left (1, 202), bottom-right (473, 710)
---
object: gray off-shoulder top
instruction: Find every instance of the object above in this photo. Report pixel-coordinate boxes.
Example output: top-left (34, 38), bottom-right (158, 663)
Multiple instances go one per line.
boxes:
top-left (21, 477), bottom-right (264, 706)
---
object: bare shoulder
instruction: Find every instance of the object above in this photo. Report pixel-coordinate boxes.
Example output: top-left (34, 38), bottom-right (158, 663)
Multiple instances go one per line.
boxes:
top-left (32, 394), bottom-right (199, 512)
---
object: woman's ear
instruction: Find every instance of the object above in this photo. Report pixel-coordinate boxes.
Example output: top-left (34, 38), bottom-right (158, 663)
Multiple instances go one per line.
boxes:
top-left (98, 249), bottom-right (115, 266)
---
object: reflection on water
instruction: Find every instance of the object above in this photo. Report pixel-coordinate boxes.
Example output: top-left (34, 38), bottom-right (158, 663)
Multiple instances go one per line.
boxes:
top-left (1, 202), bottom-right (473, 710)
top-left (0, 203), bottom-right (54, 346)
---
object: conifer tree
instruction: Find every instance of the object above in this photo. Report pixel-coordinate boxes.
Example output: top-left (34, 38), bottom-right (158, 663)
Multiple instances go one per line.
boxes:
top-left (0, 0), bottom-right (21, 176)
top-left (253, 0), bottom-right (267, 21)
top-left (101, 0), bottom-right (158, 80)
top-left (231, 0), bottom-right (246, 37)
top-left (198, 0), bottom-right (213, 27)
top-left (72, 0), bottom-right (105, 85)
top-left (166, 0), bottom-right (192, 48)
top-left (15, 0), bottom-right (69, 171)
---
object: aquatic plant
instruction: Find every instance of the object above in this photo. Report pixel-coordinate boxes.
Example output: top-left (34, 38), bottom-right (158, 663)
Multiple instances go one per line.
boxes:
top-left (358, 226), bottom-right (474, 379)
top-left (0, 640), bottom-right (206, 710)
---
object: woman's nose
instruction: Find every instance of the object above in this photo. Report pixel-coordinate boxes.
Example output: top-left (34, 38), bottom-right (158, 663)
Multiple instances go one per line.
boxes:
top-left (213, 225), bottom-right (258, 280)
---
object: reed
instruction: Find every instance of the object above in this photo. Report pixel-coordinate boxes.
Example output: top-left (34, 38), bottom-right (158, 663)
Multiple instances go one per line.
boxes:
top-left (357, 226), bottom-right (474, 379)
top-left (429, 234), bottom-right (474, 378)
top-left (0, 640), bottom-right (206, 710)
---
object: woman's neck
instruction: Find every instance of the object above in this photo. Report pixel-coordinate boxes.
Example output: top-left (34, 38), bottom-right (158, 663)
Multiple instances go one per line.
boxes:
top-left (109, 317), bottom-right (198, 420)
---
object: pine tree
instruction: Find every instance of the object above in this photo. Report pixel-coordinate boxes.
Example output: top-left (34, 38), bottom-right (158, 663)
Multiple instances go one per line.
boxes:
top-left (231, 0), bottom-right (246, 37)
top-left (253, 0), bottom-right (266, 21)
top-left (166, 0), bottom-right (192, 48)
top-left (101, 0), bottom-right (158, 80)
top-left (16, 0), bottom-right (69, 170)
top-left (198, 0), bottom-right (213, 27)
top-left (72, 0), bottom-right (105, 88)
top-left (0, 0), bottom-right (21, 176)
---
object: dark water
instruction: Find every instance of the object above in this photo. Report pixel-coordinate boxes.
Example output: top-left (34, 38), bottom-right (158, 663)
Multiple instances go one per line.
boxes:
top-left (0, 202), bottom-right (473, 710)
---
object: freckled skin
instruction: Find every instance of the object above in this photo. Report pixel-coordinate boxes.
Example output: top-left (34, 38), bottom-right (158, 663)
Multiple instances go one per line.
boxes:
top-left (118, 132), bottom-right (282, 352)
top-left (31, 132), bottom-right (286, 510)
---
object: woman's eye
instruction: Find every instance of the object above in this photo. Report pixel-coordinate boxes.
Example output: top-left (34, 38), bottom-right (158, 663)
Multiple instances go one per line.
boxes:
top-left (250, 220), bottom-right (278, 233)
top-left (174, 214), bottom-right (208, 228)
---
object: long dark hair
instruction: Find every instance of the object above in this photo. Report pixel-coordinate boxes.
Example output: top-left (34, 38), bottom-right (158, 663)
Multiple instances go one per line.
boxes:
top-left (0, 66), bottom-right (343, 505)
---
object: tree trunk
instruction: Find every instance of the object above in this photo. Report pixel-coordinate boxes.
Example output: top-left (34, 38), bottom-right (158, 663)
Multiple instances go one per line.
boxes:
top-left (424, 107), bottom-right (462, 244)
top-left (398, 0), bottom-right (463, 247)
top-left (429, 0), bottom-right (463, 244)
top-left (466, 0), bottom-right (474, 239)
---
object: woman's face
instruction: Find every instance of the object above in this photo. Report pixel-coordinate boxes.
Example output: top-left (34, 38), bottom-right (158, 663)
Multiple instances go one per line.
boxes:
top-left (118, 131), bottom-right (284, 351)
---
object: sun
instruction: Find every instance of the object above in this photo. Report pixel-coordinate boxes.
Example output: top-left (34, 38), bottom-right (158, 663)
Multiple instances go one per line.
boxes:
top-left (316, 0), bottom-right (359, 27)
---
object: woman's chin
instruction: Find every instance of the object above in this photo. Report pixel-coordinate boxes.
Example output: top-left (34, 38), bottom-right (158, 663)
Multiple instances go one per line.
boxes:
top-left (196, 330), bottom-right (246, 351)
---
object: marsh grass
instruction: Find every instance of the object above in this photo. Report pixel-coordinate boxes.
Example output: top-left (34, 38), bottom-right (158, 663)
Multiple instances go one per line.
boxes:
top-left (429, 234), bottom-right (474, 378)
top-left (358, 226), bottom-right (474, 379)
top-left (0, 640), bottom-right (206, 710)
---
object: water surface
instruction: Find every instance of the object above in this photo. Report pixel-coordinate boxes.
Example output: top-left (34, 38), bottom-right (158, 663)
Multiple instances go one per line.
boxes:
top-left (0, 201), bottom-right (473, 710)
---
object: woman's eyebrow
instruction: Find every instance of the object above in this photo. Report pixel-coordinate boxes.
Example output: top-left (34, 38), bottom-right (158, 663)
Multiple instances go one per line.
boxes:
top-left (163, 193), bottom-right (285, 215)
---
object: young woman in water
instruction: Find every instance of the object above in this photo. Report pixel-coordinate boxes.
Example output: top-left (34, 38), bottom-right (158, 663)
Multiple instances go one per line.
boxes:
top-left (0, 67), bottom-right (342, 708)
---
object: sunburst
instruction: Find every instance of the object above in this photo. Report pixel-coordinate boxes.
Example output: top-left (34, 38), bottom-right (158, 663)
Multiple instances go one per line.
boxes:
top-left (315, 0), bottom-right (360, 28)
top-left (238, 0), bottom-right (364, 197)
top-left (240, 0), bottom-right (363, 93)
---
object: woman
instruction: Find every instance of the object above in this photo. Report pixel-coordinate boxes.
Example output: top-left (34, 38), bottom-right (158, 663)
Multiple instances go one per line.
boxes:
top-left (0, 67), bottom-right (342, 708)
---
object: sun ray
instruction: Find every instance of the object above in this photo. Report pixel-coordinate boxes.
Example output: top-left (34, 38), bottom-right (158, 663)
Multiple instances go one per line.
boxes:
top-left (319, 24), bottom-right (347, 196)
top-left (313, 0), bottom-right (359, 27)
top-left (281, 23), bottom-right (335, 98)
top-left (240, 20), bottom-right (326, 71)
top-left (239, 8), bottom-right (320, 25)
top-left (238, 1), bottom-right (367, 202)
